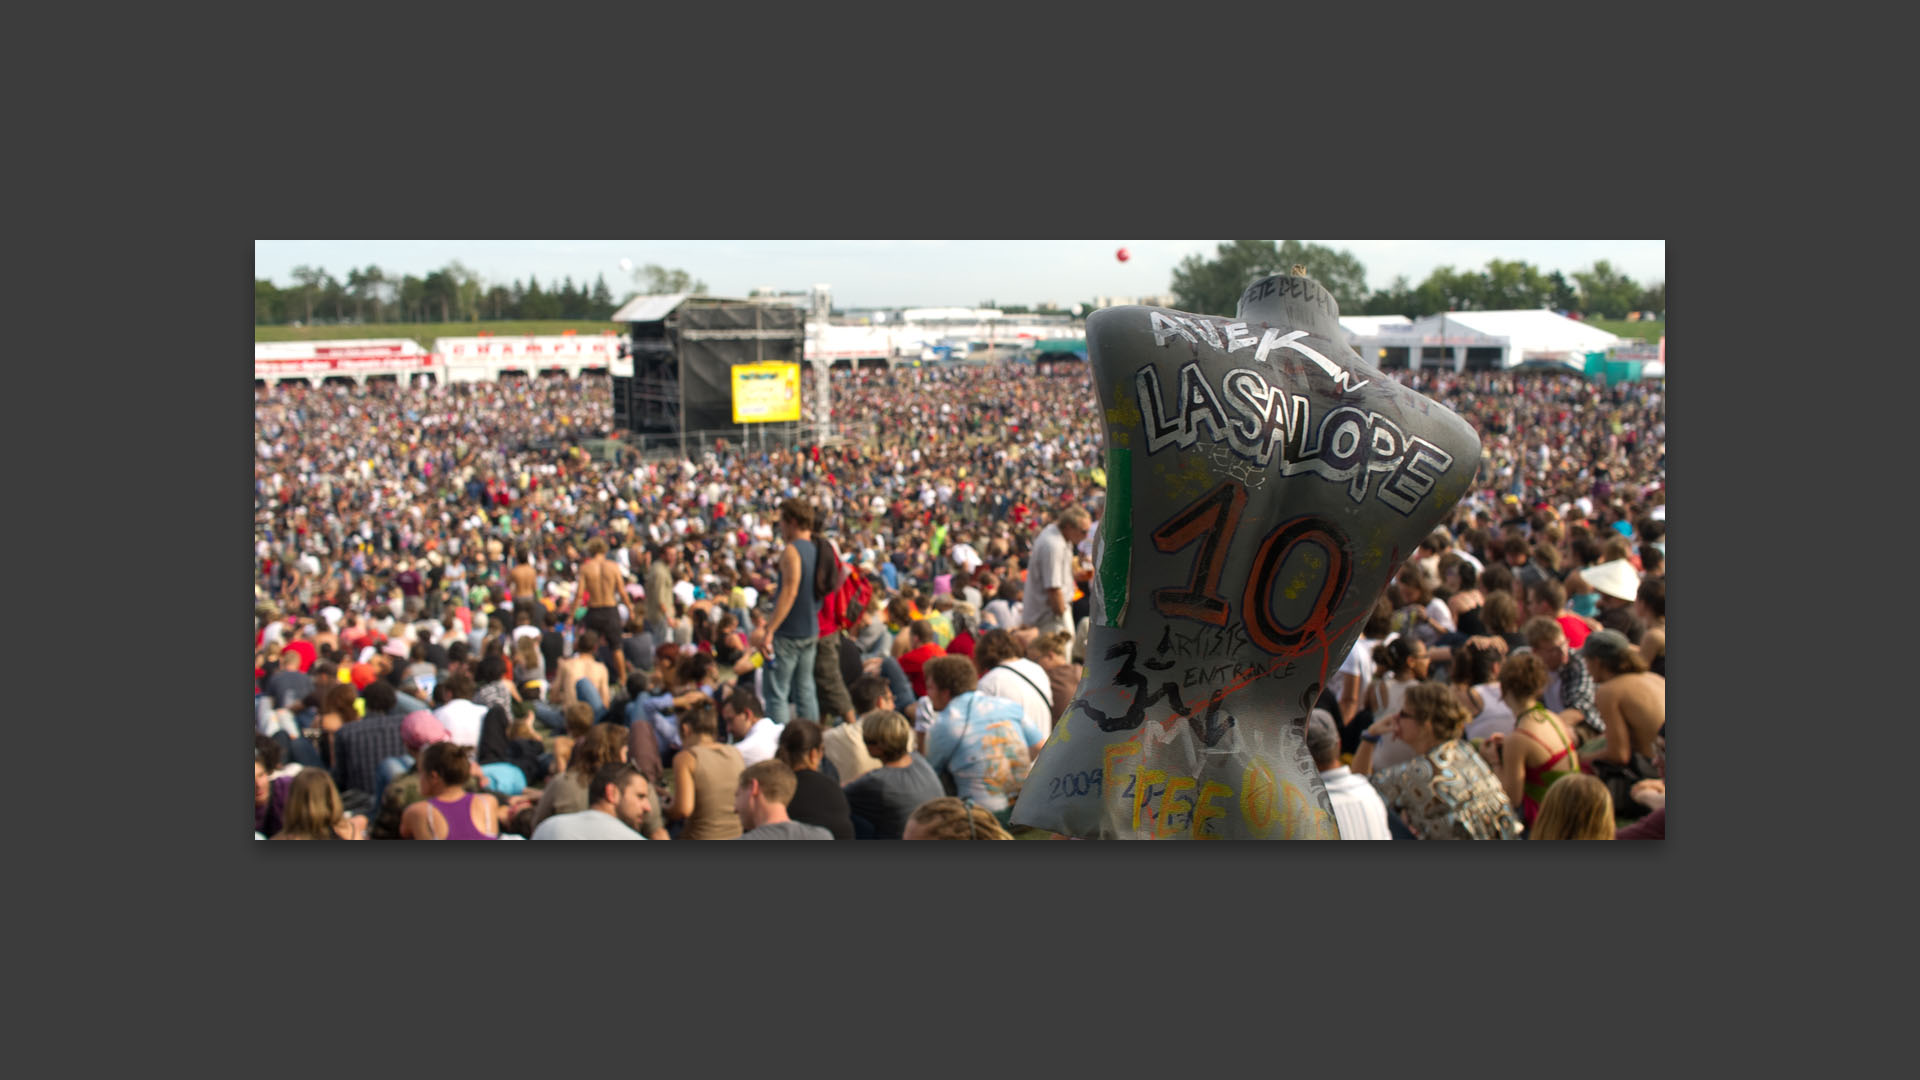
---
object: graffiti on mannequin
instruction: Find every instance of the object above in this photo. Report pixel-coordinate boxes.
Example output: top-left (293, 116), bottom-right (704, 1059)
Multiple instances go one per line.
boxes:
top-left (1143, 479), bottom-right (1352, 657)
top-left (1133, 361), bottom-right (1454, 516)
top-left (1067, 478), bottom-right (1356, 749)
top-left (1237, 275), bottom-right (1339, 320)
top-left (1046, 729), bottom-right (1337, 839)
top-left (1014, 293), bottom-right (1480, 839)
top-left (1148, 309), bottom-right (1368, 394)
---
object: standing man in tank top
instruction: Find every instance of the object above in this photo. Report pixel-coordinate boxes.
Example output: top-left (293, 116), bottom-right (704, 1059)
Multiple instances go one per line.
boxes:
top-left (751, 499), bottom-right (822, 725)
top-left (643, 543), bottom-right (677, 644)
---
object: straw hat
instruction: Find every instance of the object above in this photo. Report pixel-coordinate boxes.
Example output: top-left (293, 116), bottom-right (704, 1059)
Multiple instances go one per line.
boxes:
top-left (1583, 559), bottom-right (1640, 602)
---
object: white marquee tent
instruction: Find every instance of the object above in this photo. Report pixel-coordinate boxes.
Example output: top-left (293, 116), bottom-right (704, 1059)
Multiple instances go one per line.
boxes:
top-left (1351, 309), bottom-right (1623, 372)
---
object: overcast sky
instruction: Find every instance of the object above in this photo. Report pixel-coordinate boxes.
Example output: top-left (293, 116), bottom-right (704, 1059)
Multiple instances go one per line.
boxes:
top-left (255, 240), bottom-right (1665, 311)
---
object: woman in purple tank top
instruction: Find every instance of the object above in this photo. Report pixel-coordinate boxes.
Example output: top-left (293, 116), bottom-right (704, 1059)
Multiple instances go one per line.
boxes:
top-left (400, 743), bottom-right (500, 840)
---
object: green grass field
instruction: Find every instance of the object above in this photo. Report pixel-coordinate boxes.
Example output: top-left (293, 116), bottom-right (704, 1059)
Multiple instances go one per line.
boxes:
top-left (255, 321), bottom-right (624, 349)
top-left (1585, 318), bottom-right (1663, 343)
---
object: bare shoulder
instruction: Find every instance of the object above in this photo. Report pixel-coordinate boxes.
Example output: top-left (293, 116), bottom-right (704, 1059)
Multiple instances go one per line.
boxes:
top-left (400, 800), bottom-right (431, 835)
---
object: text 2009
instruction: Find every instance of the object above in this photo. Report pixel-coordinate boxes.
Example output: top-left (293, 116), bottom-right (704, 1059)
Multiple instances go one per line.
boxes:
top-left (1047, 769), bottom-right (1104, 800)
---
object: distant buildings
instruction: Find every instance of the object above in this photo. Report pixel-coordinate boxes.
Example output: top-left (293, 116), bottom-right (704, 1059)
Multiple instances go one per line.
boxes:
top-left (1091, 293), bottom-right (1178, 310)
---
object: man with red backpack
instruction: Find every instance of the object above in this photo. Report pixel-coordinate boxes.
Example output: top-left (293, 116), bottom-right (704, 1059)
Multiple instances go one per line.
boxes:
top-left (811, 529), bottom-right (868, 729)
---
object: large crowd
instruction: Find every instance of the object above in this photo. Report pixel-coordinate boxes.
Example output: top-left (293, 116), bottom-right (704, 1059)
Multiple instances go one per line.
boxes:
top-left (254, 359), bottom-right (1665, 840)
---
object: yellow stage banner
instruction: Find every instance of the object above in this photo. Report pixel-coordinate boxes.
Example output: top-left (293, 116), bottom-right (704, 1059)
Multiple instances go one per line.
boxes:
top-left (731, 362), bottom-right (801, 423)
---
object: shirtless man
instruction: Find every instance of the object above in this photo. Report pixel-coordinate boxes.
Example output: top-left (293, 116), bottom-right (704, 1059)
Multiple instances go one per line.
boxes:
top-left (1576, 629), bottom-right (1664, 770)
top-left (311, 616), bottom-right (340, 656)
top-left (508, 546), bottom-right (539, 613)
top-left (556, 627), bottom-right (613, 720)
top-left (574, 539), bottom-right (628, 684)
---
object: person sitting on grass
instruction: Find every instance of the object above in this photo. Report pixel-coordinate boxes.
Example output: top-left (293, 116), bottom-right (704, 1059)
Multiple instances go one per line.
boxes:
top-left (843, 710), bottom-right (943, 840)
top-left (398, 743), bottom-right (499, 840)
top-left (734, 760), bottom-right (834, 840)
top-left (1480, 652), bottom-right (1579, 828)
top-left (530, 762), bottom-right (653, 841)
top-left (1368, 684), bottom-right (1522, 841)
top-left (271, 768), bottom-right (366, 841)
top-left (1528, 774), bottom-right (1615, 840)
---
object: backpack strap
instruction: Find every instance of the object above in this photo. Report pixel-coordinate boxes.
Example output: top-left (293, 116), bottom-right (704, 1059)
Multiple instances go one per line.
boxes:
top-left (994, 662), bottom-right (1053, 708)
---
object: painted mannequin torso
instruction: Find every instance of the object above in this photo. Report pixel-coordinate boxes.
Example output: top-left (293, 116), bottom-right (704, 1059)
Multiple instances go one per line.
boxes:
top-left (1011, 274), bottom-right (1480, 839)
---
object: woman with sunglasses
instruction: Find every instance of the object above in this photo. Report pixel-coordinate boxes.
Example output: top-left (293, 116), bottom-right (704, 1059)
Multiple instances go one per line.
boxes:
top-left (1368, 683), bottom-right (1522, 840)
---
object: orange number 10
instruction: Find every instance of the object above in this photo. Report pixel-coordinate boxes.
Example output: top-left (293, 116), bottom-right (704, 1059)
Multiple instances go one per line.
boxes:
top-left (1150, 481), bottom-right (1246, 626)
top-left (1149, 480), bottom-right (1352, 657)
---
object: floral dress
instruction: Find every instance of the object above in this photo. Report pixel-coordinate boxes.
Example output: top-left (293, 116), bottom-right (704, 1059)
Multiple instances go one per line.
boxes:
top-left (1370, 740), bottom-right (1523, 840)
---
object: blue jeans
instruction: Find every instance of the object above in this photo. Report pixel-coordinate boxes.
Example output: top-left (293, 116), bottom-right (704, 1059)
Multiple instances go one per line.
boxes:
top-left (576, 679), bottom-right (608, 724)
top-left (375, 755), bottom-right (414, 806)
top-left (274, 732), bottom-right (326, 770)
top-left (764, 634), bottom-right (819, 724)
top-left (531, 701), bottom-right (565, 735)
top-left (628, 693), bottom-right (681, 757)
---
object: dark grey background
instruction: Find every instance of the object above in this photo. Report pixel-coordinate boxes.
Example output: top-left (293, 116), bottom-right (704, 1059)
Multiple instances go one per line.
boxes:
top-left (45, 24), bottom-right (1784, 1073)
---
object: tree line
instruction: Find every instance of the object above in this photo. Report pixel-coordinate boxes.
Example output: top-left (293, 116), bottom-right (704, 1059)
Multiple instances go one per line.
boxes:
top-left (254, 262), bottom-right (708, 326)
top-left (1169, 240), bottom-right (1665, 322)
top-left (256, 245), bottom-right (1664, 328)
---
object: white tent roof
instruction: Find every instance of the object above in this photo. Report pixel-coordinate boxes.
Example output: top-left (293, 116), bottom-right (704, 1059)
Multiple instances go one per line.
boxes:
top-left (1338, 314), bottom-right (1414, 338)
top-left (1406, 309), bottom-right (1622, 353)
top-left (609, 293), bottom-right (691, 322)
top-left (254, 338), bottom-right (430, 360)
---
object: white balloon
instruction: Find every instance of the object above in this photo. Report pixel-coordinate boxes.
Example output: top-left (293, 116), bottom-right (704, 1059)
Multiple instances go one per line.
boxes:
top-left (619, 258), bottom-right (633, 272)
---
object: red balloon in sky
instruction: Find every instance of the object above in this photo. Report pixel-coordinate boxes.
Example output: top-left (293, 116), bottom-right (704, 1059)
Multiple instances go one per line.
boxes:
top-left (1116, 247), bottom-right (1130, 263)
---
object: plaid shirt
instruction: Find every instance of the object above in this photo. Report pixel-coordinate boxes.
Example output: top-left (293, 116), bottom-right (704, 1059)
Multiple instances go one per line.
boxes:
top-left (332, 711), bottom-right (410, 796)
